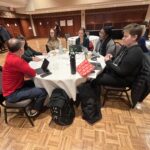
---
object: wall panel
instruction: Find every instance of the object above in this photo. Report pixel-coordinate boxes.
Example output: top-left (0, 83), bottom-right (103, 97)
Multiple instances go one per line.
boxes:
top-left (85, 5), bottom-right (148, 30)
top-left (20, 18), bottom-right (34, 38)
top-left (2, 18), bottom-right (22, 37)
top-left (32, 11), bottom-right (81, 37)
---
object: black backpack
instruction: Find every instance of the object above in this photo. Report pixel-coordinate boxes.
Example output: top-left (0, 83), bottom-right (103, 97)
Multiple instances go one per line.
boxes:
top-left (77, 82), bottom-right (102, 124)
top-left (48, 88), bottom-right (75, 126)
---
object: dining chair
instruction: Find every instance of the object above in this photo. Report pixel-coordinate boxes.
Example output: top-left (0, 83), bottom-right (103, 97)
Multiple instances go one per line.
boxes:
top-left (101, 85), bottom-right (132, 108)
top-left (0, 66), bottom-right (34, 126)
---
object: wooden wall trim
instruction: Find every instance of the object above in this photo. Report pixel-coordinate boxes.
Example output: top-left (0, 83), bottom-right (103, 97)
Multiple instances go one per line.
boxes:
top-left (85, 5), bottom-right (148, 14)
top-left (32, 11), bottom-right (81, 18)
top-left (85, 5), bottom-right (148, 30)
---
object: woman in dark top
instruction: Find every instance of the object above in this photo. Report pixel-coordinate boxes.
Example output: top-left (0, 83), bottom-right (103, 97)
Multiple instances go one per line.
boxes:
top-left (138, 25), bottom-right (148, 53)
top-left (75, 28), bottom-right (89, 49)
top-left (92, 23), bottom-right (143, 88)
top-left (17, 35), bottom-right (46, 62)
top-left (138, 36), bottom-right (148, 53)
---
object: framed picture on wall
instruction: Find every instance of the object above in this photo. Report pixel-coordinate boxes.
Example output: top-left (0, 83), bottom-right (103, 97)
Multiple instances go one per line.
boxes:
top-left (67, 20), bottom-right (73, 26)
top-left (60, 20), bottom-right (66, 26)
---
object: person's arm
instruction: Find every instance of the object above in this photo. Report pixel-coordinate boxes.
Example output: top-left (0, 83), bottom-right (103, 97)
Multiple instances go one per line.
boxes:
top-left (106, 40), bottom-right (116, 56)
top-left (15, 58), bottom-right (36, 77)
top-left (46, 41), bottom-right (52, 51)
top-left (83, 37), bottom-right (89, 49)
top-left (94, 40), bottom-right (101, 53)
top-left (22, 54), bottom-right (32, 62)
top-left (106, 47), bottom-right (143, 77)
top-left (28, 46), bottom-right (42, 55)
top-left (58, 38), bottom-right (62, 49)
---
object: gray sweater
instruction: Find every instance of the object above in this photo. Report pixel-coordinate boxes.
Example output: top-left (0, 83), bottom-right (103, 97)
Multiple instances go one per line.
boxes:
top-left (95, 38), bottom-right (116, 56)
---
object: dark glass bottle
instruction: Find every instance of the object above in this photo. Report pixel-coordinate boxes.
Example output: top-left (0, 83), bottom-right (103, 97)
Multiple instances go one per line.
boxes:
top-left (70, 51), bottom-right (76, 74)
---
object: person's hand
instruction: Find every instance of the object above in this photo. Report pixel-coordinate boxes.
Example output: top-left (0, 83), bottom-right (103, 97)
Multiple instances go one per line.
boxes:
top-left (104, 54), bottom-right (113, 62)
top-left (42, 52), bottom-right (47, 55)
top-left (32, 56), bottom-right (41, 62)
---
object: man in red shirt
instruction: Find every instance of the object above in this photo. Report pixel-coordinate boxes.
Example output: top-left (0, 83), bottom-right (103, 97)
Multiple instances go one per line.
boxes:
top-left (2, 38), bottom-right (47, 116)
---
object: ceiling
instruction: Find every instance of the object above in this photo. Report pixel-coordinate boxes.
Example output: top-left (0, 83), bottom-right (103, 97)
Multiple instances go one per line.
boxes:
top-left (0, 0), bottom-right (150, 14)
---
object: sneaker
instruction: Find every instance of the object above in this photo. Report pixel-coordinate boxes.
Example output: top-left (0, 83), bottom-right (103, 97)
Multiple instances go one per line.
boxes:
top-left (26, 109), bottom-right (39, 117)
top-left (135, 102), bottom-right (142, 110)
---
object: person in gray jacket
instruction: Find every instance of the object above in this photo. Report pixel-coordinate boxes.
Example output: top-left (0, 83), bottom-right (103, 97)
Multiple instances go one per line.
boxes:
top-left (95, 26), bottom-right (116, 56)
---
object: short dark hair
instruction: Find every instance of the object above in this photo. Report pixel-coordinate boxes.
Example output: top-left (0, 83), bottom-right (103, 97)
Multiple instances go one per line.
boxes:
top-left (7, 38), bottom-right (23, 52)
top-left (102, 26), bottom-right (112, 37)
top-left (123, 23), bottom-right (142, 41)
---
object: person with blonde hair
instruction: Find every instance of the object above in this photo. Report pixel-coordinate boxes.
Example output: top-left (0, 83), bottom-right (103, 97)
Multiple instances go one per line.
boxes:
top-left (46, 28), bottom-right (62, 52)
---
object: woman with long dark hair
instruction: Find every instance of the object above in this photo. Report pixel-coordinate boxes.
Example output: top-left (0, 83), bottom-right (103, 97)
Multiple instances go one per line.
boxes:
top-left (75, 27), bottom-right (89, 49)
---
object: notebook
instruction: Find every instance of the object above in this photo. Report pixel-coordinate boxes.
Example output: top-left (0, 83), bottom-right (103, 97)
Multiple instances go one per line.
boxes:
top-left (36, 58), bottom-right (50, 75)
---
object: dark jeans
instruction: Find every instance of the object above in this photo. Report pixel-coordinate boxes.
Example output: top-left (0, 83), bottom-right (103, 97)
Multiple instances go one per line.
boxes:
top-left (6, 80), bottom-right (47, 111)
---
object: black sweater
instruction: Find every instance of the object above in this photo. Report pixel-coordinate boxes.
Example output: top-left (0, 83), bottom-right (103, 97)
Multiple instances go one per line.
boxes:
top-left (22, 46), bottom-right (42, 62)
top-left (106, 45), bottom-right (143, 82)
top-left (75, 37), bottom-right (89, 49)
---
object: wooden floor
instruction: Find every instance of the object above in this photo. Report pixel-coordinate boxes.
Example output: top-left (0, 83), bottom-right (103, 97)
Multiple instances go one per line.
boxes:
top-left (0, 38), bottom-right (150, 150)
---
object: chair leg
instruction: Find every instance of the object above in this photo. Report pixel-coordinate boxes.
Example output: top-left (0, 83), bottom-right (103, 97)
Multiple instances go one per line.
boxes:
top-left (103, 90), bottom-right (108, 106)
top-left (4, 108), bottom-right (8, 124)
top-left (125, 91), bottom-right (132, 108)
top-left (23, 109), bottom-right (34, 127)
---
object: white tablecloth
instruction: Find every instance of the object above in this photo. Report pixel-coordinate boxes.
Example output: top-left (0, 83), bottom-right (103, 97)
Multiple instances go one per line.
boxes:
top-left (68, 35), bottom-right (99, 51)
top-left (29, 51), bottom-right (105, 101)
top-left (146, 40), bottom-right (150, 50)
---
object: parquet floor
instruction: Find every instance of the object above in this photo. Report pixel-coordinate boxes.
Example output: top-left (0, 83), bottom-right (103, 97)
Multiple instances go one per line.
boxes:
top-left (0, 38), bottom-right (150, 150)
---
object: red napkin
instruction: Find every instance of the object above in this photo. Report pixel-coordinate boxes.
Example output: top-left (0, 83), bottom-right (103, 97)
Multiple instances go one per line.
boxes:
top-left (77, 60), bottom-right (95, 77)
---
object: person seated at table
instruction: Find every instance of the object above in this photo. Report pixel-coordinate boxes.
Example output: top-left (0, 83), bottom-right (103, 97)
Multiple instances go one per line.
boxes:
top-left (46, 28), bottom-right (62, 52)
top-left (91, 23), bottom-right (143, 94)
top-left (16, 35), bottom-right (46, 62)
top-left (75, 27), bottom-right (90, 50)
top-left (138, 25), bottom-right (149, 53)
top-left (2, 38), bottom-right (48, 117)
top-left (94, 26), bottom-right (116, 56)
top-left (141, 21), bottom-right (149, 40)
